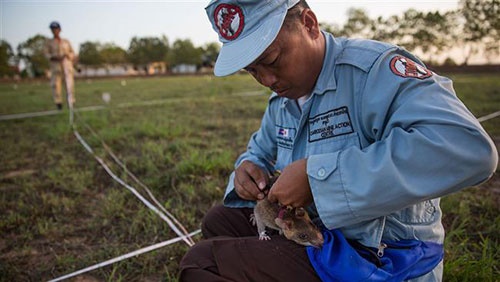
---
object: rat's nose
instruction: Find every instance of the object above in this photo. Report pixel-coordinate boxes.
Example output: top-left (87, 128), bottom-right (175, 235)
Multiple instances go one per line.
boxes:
top-left (314, 234), bottom-right (324, 248)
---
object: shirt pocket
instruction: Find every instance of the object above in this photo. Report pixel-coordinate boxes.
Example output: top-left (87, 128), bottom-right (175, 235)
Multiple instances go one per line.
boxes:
top-left (399, 199), bottom-right (438, 224)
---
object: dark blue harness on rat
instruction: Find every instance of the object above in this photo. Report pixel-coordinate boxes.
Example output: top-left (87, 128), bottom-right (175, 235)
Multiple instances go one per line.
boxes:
top-left (307, 229), bottom-right (443, 282)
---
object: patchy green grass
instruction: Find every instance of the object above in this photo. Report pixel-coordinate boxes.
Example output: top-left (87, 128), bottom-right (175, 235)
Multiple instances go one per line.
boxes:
top-left (0, 73), bottom-right (498, 281)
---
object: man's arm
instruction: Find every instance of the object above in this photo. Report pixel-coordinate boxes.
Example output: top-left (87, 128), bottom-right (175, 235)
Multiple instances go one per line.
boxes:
top-left (64, 39), bottom-right (75, 62)
top-left (307, 51), bottom-right (497, 229)
top-left (223, 95), bottom-right (279, 207)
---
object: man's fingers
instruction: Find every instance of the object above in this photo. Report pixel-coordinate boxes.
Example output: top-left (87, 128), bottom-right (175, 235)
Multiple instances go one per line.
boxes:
top-left (235, 171), bottom-right (264, 200)
top-left (267, 190), bottom-right (277, 203)
top-left (234, 161), bottom-right (269, 200)
top-left (235, 177), bottom-right (256, 200)
top-left (243, 162), bottom-right (268, 191)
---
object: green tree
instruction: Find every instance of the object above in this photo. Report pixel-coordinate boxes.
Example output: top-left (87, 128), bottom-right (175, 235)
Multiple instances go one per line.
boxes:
top-left (395, 10), bottom-right (455, 63)
top-left (169, 39), bottom-right (203, 67)
top-left (319, 22), bottom-right (345, 37)
top-left (459, 0), bottom-right (499, 65)
top-left (100, 43), bottom-right (127, 65)
top-left (127, 36), bottom-right (168, 67)
top-left (0, 40), bottom-right (16, 77)
top-left (201, 42), bottom-right (220, 67)
top-left (345, 8), bottom-right (461, 65)
top-left (341, 8), bottom-right (374, 38)
top-left (370, 15), bottom-right (401, 43)
top-left (395, 9), bottom-right (426, 53)
top-left (79, 41), bottom-right (102, 67)
top-left (17, 34), bottom-right (49, 77)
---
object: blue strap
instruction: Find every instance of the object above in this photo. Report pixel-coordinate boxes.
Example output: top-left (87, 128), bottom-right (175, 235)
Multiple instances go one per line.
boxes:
top-left (307, 229), bottom-right (443, 282)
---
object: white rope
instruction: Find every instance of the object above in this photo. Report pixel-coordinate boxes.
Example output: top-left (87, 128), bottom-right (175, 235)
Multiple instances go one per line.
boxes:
top-left (72, 127), bottom-right (195, 247)
top-left (0, 91), bottom-right (266, 121)
top-left (46, 107), bottom-right (199, 281)
top-left (0, 109), bottom-right (61, 120)
top-left (0, 106), bottom-right (106, 121)
top-left (47, 229), bottom-right (201, 282)
top-left (74, 111), bottom-right (195, 245)
top-left (46, 69), bottom-right (199, 281)
top-left (477, 110), bottom-right (500, 123)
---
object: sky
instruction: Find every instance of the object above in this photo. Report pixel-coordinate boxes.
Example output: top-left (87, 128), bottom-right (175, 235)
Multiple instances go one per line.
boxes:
top-left (1, 0), bottom-right (460, 53)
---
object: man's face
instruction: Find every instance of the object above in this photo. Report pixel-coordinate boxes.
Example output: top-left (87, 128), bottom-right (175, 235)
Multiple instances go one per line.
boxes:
top-left (244, 21), bottom-right (320, 100)
top-left (51, 28), bottom-right (61, 37)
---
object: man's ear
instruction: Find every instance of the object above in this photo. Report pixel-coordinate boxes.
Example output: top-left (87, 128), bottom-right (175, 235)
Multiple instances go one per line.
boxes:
top-left (301, 8), bottom-right (320, 38)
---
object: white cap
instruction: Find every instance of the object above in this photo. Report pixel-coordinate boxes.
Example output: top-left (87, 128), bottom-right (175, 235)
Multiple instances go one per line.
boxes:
top-left (205, 0), bottom-right (300, 76)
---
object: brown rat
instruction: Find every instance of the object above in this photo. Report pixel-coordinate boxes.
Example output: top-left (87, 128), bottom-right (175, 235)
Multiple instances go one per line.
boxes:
top-left (250, 197), bottom-right (324, 248)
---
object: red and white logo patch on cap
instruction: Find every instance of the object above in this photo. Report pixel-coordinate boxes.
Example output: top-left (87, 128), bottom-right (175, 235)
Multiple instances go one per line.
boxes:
top-left (390, 56), bottom-right (432, 79)
top-left (214, 4), bottom-right (244, 41)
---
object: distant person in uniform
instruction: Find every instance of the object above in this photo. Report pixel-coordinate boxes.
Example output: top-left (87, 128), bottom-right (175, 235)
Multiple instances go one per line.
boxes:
top-left (44, 21), bottom-right (75, 110)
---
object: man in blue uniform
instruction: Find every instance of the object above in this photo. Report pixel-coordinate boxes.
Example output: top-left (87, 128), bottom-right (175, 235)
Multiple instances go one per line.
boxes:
top-left (179, 0), bottom-right (498, 281)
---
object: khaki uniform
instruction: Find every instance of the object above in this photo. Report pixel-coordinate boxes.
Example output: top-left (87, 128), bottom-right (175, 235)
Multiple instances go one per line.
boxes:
top-left (44, 37), bottom-right (76, 106)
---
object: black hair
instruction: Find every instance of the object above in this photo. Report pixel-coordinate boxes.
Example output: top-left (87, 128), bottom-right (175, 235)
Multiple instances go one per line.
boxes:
top-left (283, 0), bottom-right (310, 30)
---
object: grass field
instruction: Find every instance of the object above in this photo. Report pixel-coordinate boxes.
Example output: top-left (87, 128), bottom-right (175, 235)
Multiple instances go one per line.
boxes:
top-left (0, 73), bottom-right (498, 281)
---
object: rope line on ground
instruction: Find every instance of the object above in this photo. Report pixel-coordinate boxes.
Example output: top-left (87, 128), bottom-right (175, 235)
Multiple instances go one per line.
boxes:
top-left (1, 104), bottom-right (497, 123)
top-left (0, 91), bottom-right (267, 121)
top-left (72, 126), bottom-right (195, 247)
top-left (477, 110), bottom-right (500, 123)
top-left (47, 229), bottom-right (201, 282)
top-left (73, 110), bottom-right (195, 246)
top-left (47, 105), bottom-right (199, 281)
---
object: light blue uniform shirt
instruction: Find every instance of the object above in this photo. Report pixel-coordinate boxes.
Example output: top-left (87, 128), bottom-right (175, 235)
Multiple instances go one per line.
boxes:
top-left (223, 32), bottom-right (498, 280)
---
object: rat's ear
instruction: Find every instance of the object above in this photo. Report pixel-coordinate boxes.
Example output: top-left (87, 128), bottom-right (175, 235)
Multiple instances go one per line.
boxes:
top-left (295, 208), bottom-right (306, 218)
top-left (275, 218), bottom-right (293, 230)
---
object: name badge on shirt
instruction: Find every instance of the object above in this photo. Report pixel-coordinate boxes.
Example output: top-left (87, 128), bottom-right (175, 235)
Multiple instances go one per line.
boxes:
top-left (308, 107), bottom-right (354, 142)
top-left (276, 126), bottom-right (296, 149)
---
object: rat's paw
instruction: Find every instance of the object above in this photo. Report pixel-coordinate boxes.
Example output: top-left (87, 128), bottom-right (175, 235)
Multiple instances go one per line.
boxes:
top-left (249, 214), bottom-right (256, 226)
top-left (259, 231), bottom-right (271, 241)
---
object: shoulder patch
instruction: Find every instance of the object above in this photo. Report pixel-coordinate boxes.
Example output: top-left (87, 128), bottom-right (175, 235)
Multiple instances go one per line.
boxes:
top-left (390, 56), bottom-right (432, 79)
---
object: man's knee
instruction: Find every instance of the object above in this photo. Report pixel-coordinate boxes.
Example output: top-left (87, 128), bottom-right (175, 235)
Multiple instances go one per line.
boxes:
top-left (179, 240), bottom-right (218, 280)
top-left (201, 204), bottom-right (227, 236)
top-left (201, 204), bottom-right (255, 238)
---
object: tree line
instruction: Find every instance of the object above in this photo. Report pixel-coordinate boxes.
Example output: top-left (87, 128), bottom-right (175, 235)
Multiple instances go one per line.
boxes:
top-left (1, 34), bottom-right (219, 78)
top-left (0, 0), bottom-right (497, 78)
top-left (76, 37), bottom-right (220, 76)
top-left (320, 0), bottom-right (498, 66)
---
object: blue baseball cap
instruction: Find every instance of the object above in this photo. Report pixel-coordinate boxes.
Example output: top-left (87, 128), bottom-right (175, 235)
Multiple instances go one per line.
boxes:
top-left (49, 21), bottom-right (61, 29)
top-left (205, 0), bottom-right (300, 76)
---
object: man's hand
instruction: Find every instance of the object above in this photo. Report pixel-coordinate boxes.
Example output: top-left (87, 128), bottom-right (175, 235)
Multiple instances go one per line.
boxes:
top-left (268, 158), bottom-right (313, 207)
top-left (234, 160), bottom-right (269, 201)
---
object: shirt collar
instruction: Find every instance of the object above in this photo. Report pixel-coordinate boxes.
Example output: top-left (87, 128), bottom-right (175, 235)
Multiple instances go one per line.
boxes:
top-left (311, 31), bottom-right (341, 95)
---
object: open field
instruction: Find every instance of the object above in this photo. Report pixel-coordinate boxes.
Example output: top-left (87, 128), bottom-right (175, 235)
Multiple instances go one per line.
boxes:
top-left (0, 73), bottom-right (498, 281)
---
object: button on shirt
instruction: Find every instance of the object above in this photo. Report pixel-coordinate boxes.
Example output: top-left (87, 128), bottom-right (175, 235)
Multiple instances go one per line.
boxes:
top-left (223, 32), bottom-right (498, 249)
